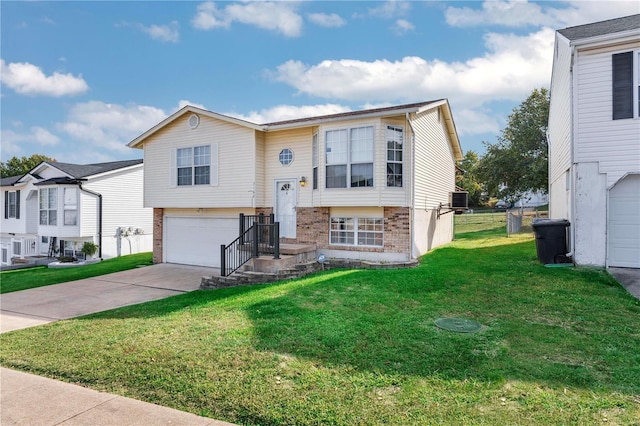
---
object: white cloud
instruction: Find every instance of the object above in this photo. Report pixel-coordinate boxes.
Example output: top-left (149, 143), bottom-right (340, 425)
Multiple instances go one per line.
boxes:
top-left (366, 0), bottom-right (411, 18)
top-left (454, 108), bottom-right (501, 137)
top-left (391, 19), bottom-right (414, 35)
top-left (272, 27), bottom-right (555, 109)
top-left (178, 99), bottom-right (207, 110)
top-left (56, 101), bottom-right (168, 154)
top-left (225, 104), bottom-right (353, 124)
top-left (445, 0), bottom-right (640, 29)
top-left (117, 21), bottom-right (180, 43)
top-left (191, 1), bottom-right (303, 37)
top-left (307, 13), bottom-right (346, 28)
top-left (0, 127), bottom-right (61, 159)
top-left (141, 21), bottom-right (180, 43)
top-left (0, 59), bottom-right (88, 97)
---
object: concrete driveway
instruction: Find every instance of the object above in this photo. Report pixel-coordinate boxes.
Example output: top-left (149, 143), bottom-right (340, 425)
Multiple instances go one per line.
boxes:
top-left (0, 263), bottom-right (218, 333)
top-left (609, 267), bottom-right (640, 300)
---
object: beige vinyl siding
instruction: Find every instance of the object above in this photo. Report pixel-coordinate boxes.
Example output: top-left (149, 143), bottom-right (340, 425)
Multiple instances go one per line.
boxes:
top-left (263, 127), bottom-right (313, 208)
top-left (143, 114), bottom-right (257, 208)
top-left (574, 49), bottom-right (640, 187)
top-left (410, 107), bottom-right (456, 255)
top-left (255, 131), bottom-right (265, 207)
top-left (163, 207), bottom-right (255, 218)
top-left (312, 117), bottom-right (410, 207)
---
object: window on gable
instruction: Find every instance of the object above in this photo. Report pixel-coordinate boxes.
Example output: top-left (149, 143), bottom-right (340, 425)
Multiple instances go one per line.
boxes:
top-left (177, 145), bottom-right (210, 186)
top-left (39, 188), bottom-right (57, 226)
top-left (612, 51), bottom-right (634, 120)
top-left (386, 125), bottom-right (404, 187)
top-left (325, 126), bottom-right (374, 189)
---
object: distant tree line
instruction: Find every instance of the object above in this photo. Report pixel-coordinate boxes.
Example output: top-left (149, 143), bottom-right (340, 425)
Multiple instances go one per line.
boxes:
top-left (1, 154), bottom-right (55, 178)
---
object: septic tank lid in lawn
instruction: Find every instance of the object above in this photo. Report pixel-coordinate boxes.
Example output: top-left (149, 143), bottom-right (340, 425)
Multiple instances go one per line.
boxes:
top-left (435, 317), bottom-right (482, 333)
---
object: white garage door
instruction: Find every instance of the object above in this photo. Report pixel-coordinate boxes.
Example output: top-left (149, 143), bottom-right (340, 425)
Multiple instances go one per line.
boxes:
top-left (608, 174), bottom-right (640, 268)
top-left (165, 217), bottom-right (239, 267)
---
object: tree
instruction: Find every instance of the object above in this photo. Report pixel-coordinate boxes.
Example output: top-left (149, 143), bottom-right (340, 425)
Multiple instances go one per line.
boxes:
top-left (456, 150), bottom-right (487, 208)
top-left (0, 154), bottom-right (56, 178)
top-left (477, 88), bottom-right (549, 201)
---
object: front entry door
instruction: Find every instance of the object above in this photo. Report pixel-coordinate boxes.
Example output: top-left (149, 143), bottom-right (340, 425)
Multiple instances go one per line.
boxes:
top-left (275, 180), bottom-right (296, 238)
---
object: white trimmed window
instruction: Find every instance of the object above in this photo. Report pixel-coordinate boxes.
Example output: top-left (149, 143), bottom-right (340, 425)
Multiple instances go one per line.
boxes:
top-left (330, 217), bottom-right (383, 247)
top-left (64, 187), bottom-right (77, 226)
top-left (386, 125), bottom-right (404, 187)
top-left (612, 50), bottom-right (640, 119)
top-left (326, 126), bottom-right (374, 189)
top-left (39, 188), bottom-right (57, 226)
top-left (312, 133), bottom-right (318, 190)
top-left (177, 145), bottom-right (211, 186)
top-left (6, 191), bottom-right (18, 218)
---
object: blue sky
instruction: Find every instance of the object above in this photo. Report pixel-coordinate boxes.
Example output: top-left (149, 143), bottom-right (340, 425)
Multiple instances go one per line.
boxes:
top-left (1, 1), bottom-right (638, 165)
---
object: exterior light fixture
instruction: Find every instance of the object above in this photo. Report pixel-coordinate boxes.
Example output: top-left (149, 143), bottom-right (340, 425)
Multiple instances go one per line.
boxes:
top-left (300, 176), bottom-right (306, 187)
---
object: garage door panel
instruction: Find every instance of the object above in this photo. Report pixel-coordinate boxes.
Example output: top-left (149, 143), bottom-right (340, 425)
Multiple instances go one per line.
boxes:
top-left (608, 175), bottom-right (640, 268)
top-left (165, 218), bottom-right (238, 268)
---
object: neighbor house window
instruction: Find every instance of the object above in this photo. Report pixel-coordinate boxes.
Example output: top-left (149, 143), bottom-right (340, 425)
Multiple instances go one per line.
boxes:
top-left (330, 217), bottom-right (383, 247)
top-left (325, 126), bottom-right (374, 188)
top-left (386, 125), bottom-right (403, 187)
top-left (4, 190), bottom-right (19, 219)
top-left (39, 188), bottom-right (57, 225)
top-left (312, 133), bottom-right (318, 190)
top-left (177, 145), bottom-right (210, 186)
top-left (64, 187), bottom-right (77, 226)
top-left (612, 51), bottom-right (640, 120)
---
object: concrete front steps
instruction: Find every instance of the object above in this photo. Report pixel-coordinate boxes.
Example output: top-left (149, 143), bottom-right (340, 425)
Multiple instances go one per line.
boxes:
top-left (200, 242), bottom-right (420, 290)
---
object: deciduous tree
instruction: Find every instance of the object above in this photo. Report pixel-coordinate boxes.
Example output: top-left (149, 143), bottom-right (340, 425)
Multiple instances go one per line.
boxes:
top-left (477, 88), bottom-right (549, 201)
top-left (0, 154), bottom-right (55, 178)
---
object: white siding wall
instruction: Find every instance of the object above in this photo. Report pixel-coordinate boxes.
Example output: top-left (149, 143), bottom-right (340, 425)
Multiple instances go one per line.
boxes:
top-left (255, 131), bottom-right (265, 207)
top-left (548, 35), bottom-right (574, 220)
top-left (1, 183), bottom-right (29, 235)
top-left (142, 114), bottom-right (257, 208)
top-left (84, 166), bottom-right (153, 258)
top-left (574, 162), bottom-right (607, 266)
top-left (410, 107), bottom-right (456, 255)
top-left (574, 47), bottom-right (640, 187)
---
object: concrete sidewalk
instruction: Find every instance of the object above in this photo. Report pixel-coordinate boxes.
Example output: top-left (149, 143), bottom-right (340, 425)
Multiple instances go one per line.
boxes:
top-left (1, 368), bottom-right (235, 425)
top-left (1, 263), bottom-right (236, 425)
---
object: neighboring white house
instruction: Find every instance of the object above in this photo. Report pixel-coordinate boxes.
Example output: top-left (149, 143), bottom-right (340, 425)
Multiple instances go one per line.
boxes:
top-left (128, 101), bottom-right (463, 269)
top-left (1, 159), bottom-right (153, 265)
top-left (548, 14), bottom-right (640, 268)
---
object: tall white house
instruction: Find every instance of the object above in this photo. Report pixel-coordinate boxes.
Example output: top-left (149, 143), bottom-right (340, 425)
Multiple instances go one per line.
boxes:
top-left (548, 14), bottom-right (640, 268)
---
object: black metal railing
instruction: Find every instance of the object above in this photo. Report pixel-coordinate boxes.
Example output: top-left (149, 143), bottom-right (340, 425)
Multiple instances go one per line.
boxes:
top-left (221, 217), bottom-right (280, 277)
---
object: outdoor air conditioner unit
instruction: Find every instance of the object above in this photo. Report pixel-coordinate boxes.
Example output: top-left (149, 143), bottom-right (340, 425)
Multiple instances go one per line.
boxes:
top-left (449, 191), bottom-right (468, 209)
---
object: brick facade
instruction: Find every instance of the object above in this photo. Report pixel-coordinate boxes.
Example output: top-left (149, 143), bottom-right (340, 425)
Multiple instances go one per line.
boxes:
top-left (383, 207), bottom-right (411, 255)
top-left (153, 208), bottom-right (163, 264)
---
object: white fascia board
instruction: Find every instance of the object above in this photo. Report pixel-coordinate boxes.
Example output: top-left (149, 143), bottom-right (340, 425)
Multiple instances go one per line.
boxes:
top-left (128, 105), bottom-right (262, 149)
top-left (570, 29), bottom-right (640, 49)
top-left (264, 106), bottom-right (425, 131)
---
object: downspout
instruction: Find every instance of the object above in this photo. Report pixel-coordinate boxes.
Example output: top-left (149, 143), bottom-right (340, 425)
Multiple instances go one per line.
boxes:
top-left (407, 112), bottom-right (416, 260)
top-left (568, 43), bottom-right (577, 260)
top-left (79, 184), bottom-right (103, 259)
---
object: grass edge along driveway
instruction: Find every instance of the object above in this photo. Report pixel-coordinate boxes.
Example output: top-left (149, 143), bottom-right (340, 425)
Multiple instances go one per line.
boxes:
top-left (0, 252), bottom-right (153, 294)
top-left (1, 230), bottom-right (639, 425)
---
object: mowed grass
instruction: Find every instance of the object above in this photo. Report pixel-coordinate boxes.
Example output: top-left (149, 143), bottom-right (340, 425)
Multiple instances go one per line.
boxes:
top-left (1, 229), bottom-right (639, 425)
top-left (0, 252), bottom-right (153, 294)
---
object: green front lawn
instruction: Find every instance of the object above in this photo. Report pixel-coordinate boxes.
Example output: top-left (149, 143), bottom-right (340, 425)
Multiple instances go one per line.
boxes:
top-left (1, 231), bottom-right (638, 425)
top-left (0, 252), bottom-right (153, 294)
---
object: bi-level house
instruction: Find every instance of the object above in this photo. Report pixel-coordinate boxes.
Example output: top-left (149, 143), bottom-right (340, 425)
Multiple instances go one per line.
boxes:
top-left (128, 101), bottom-right (463, 273)
top-left (1, 160), bottom-right (153, 265)
top-left (548, 14), bottom-right (640, 268)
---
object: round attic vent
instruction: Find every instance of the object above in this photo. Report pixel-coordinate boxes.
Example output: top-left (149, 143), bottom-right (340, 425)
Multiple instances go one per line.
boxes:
top-left (188, 114), bottom-right (200, 129)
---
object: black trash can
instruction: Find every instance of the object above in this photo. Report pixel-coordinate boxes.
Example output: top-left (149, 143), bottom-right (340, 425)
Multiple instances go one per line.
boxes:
top-left (532, 219), bottom-right (570, 264)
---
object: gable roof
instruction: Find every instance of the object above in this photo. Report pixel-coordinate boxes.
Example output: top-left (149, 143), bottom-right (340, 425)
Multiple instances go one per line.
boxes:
top-left (558, 14), bottom-right (640, 41)
top-left (129, 100), bottom-right (462, 160)
top-left (42, 159), bottom-right (143, 179)
top-left (2, 159), bottom-right (143, 187)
